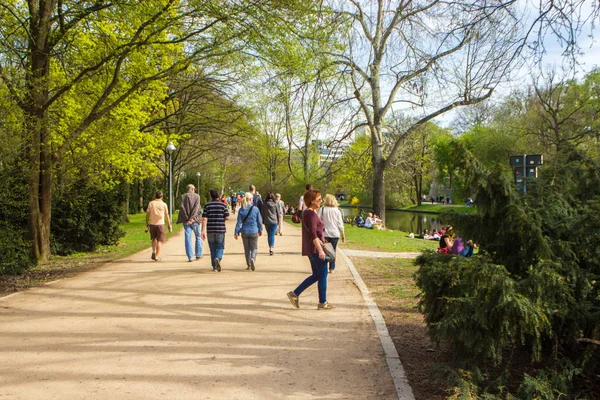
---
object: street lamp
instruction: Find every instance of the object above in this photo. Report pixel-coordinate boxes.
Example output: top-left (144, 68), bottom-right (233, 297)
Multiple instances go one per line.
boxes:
top-left (196, 172), bottom-right (201, 193)
top-left (166, 141), bottom-right (176, 225)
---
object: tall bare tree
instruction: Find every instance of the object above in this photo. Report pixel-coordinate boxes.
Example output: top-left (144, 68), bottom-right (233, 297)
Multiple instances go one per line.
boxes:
top-left (328, 0), bottom-right (525, 222)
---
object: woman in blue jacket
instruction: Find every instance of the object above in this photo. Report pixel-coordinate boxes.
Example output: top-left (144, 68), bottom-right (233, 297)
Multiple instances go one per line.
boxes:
top-left (234, 192), bottom-right (263, 270)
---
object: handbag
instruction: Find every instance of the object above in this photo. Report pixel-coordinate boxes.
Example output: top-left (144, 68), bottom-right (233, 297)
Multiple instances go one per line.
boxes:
top-left (291, 209), bottom-right (302, 224)
top-left (242, 206), bottom-right (254, 224)
top-left (321, 241), bottom-right (336, 261)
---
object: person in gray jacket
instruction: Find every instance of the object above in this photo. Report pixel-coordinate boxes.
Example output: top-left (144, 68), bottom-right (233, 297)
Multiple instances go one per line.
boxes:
top-left (261, 192), bottom-right (280, 255)
top-left (275, 193), bottom-right (285, 236)
top-left (176, 184), bottom-right (203, 262)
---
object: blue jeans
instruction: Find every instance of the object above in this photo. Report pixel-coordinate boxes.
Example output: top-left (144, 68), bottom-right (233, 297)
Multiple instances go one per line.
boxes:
top-left (293, 254), bottom-right (328, 303)
top-left (324, 237), bottom-right (339, 271)
top-left (184, 222), bottom-right (203, 261)
top-left (207, 233), bottom-right (225, 269)
top-left (266, 224), bottom-right (278, 247)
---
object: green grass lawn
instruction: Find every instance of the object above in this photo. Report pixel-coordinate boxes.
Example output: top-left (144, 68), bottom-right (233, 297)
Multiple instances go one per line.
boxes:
top-left (45, 212), bottom-right (182, 263)
top-left (1, 212), bottom-right (182, 294)
top-left (93, 212), bottom-right (181, 258)
top-left (342, 225), bottom-right (439, 252)
top-left (284, 215), bottom-right (438, 252)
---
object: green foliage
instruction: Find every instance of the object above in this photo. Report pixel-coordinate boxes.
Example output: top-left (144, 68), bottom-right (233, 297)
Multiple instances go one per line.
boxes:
top-left (328, 134), bottom-right (372, 201)
top-left (387, 122), bottom-right (449, 205)
top-left (0, 163), bottom-right (32, 275)
top-left (51, 182), bottom-right (126, 255)
top-left (415, 140), bottom-right (600, 397)
top-left (0, 222), bottom-right (32, 275)
top-left (415, 252), bottom-right (551, 364)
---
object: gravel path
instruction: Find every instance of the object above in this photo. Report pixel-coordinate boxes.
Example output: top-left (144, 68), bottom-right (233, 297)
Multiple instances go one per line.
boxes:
top-left (0, 219), bottom-right (409, 399)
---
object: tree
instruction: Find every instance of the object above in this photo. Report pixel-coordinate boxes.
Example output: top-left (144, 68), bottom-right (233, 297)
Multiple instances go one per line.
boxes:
top-left (252, 96), bottom-right (290, 191)
top-left (0, 0), bottom-right (313, 262)
top-left (328, 134), bottom-right (372, 203)
top-left (388, 122), bottom-right (447, 205)
top-left (142, 70), bottom-right (258, 206)
top-left (0, 1), bottom-right (215, 261)
top-left (328, 0), bottom-right (524, 223)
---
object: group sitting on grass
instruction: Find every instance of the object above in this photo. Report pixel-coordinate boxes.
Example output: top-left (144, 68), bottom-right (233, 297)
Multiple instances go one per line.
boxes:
top-left (410, 225), bottom-right (477, 257)
top-left (436, 226), bottom-right (477, 257)
top-left (347, 210), bottom-right (383, 230)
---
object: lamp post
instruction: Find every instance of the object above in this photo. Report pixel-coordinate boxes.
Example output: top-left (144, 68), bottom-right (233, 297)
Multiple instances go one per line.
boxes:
top-left (166, 142), bottom-right (176, 225)
top-left (196, 172), bottom-right (201, 193)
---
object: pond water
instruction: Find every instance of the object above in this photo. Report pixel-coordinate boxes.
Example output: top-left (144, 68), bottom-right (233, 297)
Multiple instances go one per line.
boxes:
top-left (341, 207), bottom-right (445, 234)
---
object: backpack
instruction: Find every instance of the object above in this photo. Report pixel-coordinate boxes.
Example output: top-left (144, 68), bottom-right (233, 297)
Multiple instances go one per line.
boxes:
top-left (451, 237), bottom-right (464, 255)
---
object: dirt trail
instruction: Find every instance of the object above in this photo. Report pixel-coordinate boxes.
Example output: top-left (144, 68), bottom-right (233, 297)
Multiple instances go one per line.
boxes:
top-left (0, 219), bottom-right (398, 399)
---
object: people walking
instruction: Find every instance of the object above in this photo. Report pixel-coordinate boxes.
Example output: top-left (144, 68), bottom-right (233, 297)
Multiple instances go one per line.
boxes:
top-left (234, 192), bottom-right (263, 271)
top-left (318, 194), bottom-right (345, 273)
top-left (287, 189), bottom-right (333, 310)
top-left (249, 185), bottom-right (263, 211)
top-left (176, 184), bottom-right (203, 262)
top-left (230, 193), bottom-right (237, 214)
top-left (201, 189), bottom-right (230, 272)
top-left (262, 192), bottom-right (280, 255)
top-left (276, 193), bottom-right (285, 236)
top-left (145, 190), bottom-right (172, 262)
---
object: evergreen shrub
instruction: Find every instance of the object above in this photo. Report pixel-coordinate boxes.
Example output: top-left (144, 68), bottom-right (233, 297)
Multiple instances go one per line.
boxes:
top-left (415, 143), bottom-right (600, 398)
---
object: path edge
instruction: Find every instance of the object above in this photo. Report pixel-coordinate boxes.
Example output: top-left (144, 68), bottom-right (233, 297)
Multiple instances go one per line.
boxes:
top-left (339, 248), bottom-right (416, 400)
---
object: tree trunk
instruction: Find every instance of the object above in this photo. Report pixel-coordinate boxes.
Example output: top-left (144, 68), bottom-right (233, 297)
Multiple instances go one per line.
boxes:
top-left (26, 115), bottom-right (52, 262)
top-left (415, 174), bottom-right (422, 206)
top-left (26, 0), bottom-right (56, 262)
top-left (138, 180), bottom-right (144, 212)
top-left (372, 141), bottom-right (386, 223)
top-left (121, 181), bottom-right (130, 223)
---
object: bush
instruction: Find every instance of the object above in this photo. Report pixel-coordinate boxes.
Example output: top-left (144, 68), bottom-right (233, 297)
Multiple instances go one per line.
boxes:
top-left (51, 182), bottom-right (126, 255)
top-left (0, 163), bottom-right (32, 275)
top-left (415, 251), bottom-right (551, 365)
top-left (0, 223), bottom-right (32, 275)
top-left (415, 143), bottom-right (600, 398)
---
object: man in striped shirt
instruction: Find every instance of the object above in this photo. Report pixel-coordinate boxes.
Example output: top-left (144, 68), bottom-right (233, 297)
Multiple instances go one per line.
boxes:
top-left (201, 188), bottom-right (230, 271)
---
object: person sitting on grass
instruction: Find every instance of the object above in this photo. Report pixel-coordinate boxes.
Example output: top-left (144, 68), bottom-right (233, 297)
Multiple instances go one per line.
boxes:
top-left (353, 214), bottom-right (365, 227)
top-left (364, 212), bottom-right (375, 229)
top-left (372, 213), bottom-right (383, 225)
top-left (460, 240), bottom-right (477, 257)
top-left (437, 227), bottom-right (454, 254)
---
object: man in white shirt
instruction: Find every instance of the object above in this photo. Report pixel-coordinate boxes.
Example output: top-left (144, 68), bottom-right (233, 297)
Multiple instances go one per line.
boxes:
top-left (297, 183), bottom-right (313, 212)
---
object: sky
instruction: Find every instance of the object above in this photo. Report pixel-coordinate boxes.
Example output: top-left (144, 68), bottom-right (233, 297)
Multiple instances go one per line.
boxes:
top-left (434, 0), bottom-right (599, 129)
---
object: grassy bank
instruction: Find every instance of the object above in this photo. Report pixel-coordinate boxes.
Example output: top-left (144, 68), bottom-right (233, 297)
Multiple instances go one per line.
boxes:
top-left (0, 213), bottom-right (180, 295)
top-left (353, 257), bottom-right (447, 400)
top-left (400, 204), bottom-right (476, 213)
top-left (284, 215), bottom-right (438, 253)
top-left (343, 225), bottom-right (438, 252)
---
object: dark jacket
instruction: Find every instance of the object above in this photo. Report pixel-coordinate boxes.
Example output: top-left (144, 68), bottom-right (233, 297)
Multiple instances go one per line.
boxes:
top-left (262, 200), bottom-right (280, 226)
top-left (253, 192), bottom-right (263, 213)
top-left (177, 192), bottom-right (202, 224)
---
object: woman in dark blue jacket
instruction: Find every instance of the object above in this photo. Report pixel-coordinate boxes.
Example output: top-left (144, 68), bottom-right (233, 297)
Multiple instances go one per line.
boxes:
top-left (234, 192), bottom-right (263, 270)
